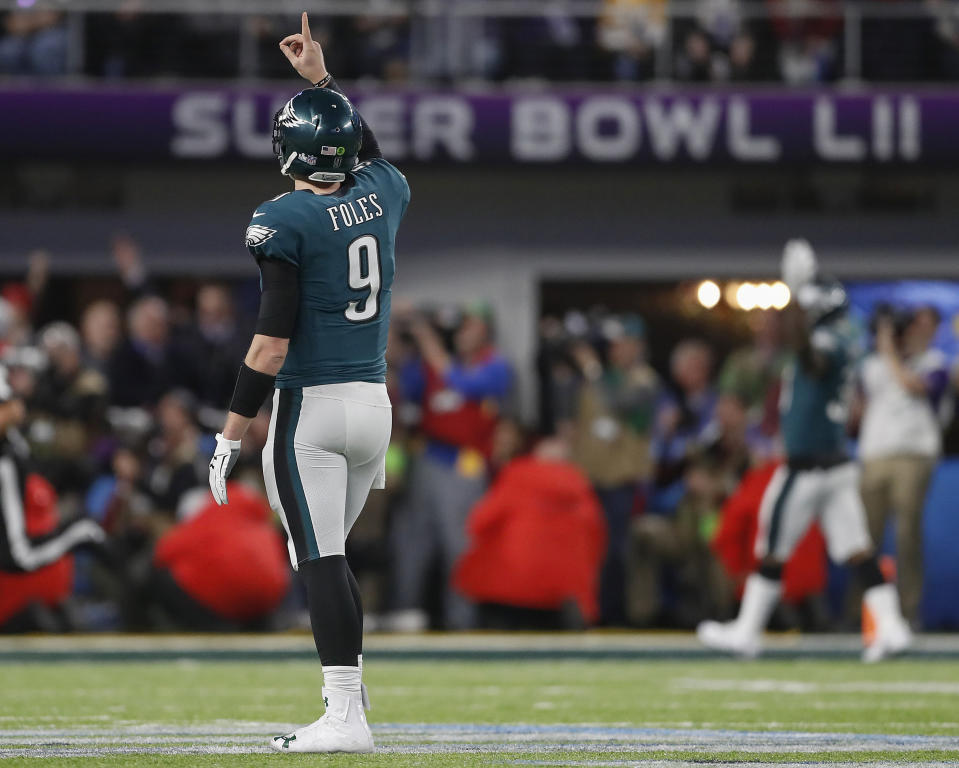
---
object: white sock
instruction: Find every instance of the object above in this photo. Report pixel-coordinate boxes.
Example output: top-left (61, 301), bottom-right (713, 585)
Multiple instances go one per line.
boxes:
top-left (863, 583), bottom-right (906, 633)
top-left (358, 654), bottom-right (363, 680)
top-left (322, 665), bottom-right (361, 698)
top-left (735, 573), bottom-right (781, 638)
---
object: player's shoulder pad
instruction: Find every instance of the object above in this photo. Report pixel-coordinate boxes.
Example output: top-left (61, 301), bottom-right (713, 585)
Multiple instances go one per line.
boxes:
top-left (245, 193), bottom-right (299, 264)
top-left (353, 158), bottom-right (409, 195)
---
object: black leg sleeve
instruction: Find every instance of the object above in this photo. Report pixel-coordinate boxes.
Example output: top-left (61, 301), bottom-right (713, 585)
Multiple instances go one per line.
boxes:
top-left (346, 564), bottom-right (364, 645)
top-left (300, 555), bottom-right (361, 667)
top-left (855, 555), bottom-right (886, 591)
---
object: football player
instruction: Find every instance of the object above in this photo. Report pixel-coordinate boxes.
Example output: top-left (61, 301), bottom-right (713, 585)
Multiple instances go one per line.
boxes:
top-left (697, 240), bottom-right (912, 663)
top-left (207, 14), bottom-right (409, 754)
top-left (0, 364), bottom-right (105, 576)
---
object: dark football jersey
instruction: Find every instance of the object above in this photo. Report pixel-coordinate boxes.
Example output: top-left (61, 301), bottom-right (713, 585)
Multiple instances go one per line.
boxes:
top-left (779, 318), bottom-right (859, 460)
top-left (245, 158), bottom-right (410, 388)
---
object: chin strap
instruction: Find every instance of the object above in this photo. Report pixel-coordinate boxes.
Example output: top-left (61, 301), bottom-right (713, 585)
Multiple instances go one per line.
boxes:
top-left (280, 151), bottom-right (298, 176)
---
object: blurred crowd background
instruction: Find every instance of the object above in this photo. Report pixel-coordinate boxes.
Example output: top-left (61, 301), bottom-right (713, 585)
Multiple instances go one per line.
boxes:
top-left (3, 238), bottom-right (959, 635)
top-left (3, 0), bottom-right (959, 84)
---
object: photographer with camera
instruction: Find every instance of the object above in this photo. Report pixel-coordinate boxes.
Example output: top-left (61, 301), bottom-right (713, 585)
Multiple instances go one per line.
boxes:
top-left (859, 305), bottom-right (948, 628)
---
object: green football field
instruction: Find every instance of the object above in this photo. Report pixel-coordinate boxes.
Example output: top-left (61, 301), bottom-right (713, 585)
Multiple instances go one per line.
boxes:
top-left (2, 635), bottom-right (959, 767)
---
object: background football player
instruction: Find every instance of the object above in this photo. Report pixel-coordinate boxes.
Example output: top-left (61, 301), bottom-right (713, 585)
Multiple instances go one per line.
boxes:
top-left (697, 240), bottom-right (912, 663)
top-left (0, 364), bottom-right (105, 578)
top-left (207, 14), bottom-right (409, 754)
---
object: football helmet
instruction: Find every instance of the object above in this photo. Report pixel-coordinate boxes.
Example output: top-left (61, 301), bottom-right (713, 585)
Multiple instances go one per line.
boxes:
top-left (272, 88), bottom-right (363, 183)
top-left (795, 275), bottom-right (849, 327)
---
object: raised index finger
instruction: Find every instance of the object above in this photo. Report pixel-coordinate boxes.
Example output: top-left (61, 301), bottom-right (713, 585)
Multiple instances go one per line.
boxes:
top-left (301, 12), bottom-right (313, 44)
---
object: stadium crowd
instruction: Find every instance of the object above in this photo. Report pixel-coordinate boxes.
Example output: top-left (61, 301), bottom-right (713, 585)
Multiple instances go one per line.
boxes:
top-left (0, 239), bottom-right (953, 634)
top-left (1, 2), bottom-right (957, 83)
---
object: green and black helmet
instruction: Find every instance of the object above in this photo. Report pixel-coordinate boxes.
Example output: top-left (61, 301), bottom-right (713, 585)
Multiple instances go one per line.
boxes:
top-left (272, 88), bottom-right (363, 183)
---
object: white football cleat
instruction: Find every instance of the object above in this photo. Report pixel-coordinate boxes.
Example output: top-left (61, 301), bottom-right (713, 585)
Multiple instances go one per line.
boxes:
top-left (862, 584), bottom-right (913, 663)
top-left (697, 620), bottom-right (761, 659)
top-left (862, 619), bottom-right (912, 663)
top-left (271, 688), bottom-right (374, 754)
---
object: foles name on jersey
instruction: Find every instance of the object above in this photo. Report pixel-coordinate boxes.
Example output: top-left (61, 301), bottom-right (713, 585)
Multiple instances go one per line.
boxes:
top-left (325, 193), bottom-right (384, 232)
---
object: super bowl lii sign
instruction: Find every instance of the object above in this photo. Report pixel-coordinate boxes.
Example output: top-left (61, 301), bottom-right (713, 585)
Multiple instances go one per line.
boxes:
top-left (0, 86), bottom-right (951, 165)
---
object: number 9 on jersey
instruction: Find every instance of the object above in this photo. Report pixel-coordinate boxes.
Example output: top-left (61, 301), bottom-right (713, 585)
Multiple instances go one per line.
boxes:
top-left (345, 235), bottom-right (381, 323)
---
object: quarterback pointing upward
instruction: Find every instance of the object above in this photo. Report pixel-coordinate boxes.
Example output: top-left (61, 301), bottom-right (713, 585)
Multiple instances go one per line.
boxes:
top-left (208, 13), bottom-right (409, 754)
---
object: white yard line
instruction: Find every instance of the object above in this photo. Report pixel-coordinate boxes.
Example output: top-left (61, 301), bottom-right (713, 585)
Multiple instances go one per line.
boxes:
top-left (2, 721), bottom-right (959, 760)
top-left (673, 678), bottom-right (959, 695)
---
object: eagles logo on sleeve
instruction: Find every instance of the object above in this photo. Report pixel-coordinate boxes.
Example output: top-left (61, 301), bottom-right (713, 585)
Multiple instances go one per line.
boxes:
top-left (245, 223), bottom-right (277, 248)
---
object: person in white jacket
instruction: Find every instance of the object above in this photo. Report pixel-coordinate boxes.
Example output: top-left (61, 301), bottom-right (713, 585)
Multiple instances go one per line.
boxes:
top-left (859, 306), bottom-right (947, 628)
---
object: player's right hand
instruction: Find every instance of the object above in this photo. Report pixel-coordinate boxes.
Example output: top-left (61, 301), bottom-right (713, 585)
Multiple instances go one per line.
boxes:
top-left (279, 12), bottom-right (328, 85)
top-left (209, 432), bottom-right (242, 506)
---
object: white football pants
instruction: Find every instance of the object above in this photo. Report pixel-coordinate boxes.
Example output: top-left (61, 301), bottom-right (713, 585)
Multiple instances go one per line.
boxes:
top-left (755, 462), bottom-right (873, 564)
top-left (262, 382), bottom-right (392, 569)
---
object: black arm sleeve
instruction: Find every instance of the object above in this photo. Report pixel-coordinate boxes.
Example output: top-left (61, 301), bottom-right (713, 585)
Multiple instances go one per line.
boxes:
top-left (255, 259), bottom-right (300, 338)
top-left (325, 76), bottom-right (382, 161)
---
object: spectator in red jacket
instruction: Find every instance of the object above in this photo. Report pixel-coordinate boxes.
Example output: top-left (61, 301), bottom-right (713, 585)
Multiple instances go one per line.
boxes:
top-left (712, 461), bottom-right (827, 608)
top-left (144, 483), bottom-right (290, 629)
top-left (453, 434), bottom-right (606, 628)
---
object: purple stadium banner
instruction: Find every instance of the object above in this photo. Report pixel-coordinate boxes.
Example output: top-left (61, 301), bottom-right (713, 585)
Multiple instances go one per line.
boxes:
top-left (0, 85), bottom-right (954, 164)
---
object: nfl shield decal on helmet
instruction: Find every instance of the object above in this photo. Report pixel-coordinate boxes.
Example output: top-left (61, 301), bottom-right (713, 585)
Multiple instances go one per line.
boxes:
top-left (245, 223), bottom-right (277, 248)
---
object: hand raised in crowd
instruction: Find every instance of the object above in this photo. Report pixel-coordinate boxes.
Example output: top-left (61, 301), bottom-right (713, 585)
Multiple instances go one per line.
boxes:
top-left (112, 234), bottom-right (147, 289)
top-left (26, 249), bottom-right (50, 298)
top-left (571, 341), bottom-right (602, 381)
top-left (279, 12), bottom-right (329, 84)
top-left (876, 316), bottom-right (897, 358)
top-left (409, 314), bottom-right (452, 374)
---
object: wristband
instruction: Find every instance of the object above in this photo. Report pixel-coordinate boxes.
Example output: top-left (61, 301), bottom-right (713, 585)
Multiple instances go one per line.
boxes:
top-left (314, 73), bottom-right (333, 89)
top-left (229, 363), bottom-right (276, 418)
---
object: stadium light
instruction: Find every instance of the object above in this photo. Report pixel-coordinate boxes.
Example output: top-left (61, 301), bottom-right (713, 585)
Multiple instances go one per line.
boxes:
top-left (736, 282), bottom-right (757, 311)
top-left (756, 283), bottom-right (773, 310)
top-left (697, 280), bottom-right (721, 309)
top-left (724, 282), bottom-right (740, 309)
top-left (771, 281), bottom-right (791, 310)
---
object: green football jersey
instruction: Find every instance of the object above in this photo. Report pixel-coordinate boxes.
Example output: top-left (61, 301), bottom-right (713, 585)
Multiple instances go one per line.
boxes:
top-left (245, 158), bottom-right (410, 388)
top-left (779, 319), bottom-right (858, 460)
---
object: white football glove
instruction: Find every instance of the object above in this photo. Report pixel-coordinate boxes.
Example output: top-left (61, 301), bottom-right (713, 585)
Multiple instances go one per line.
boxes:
top-left (209, 432), bottom-right (241, 506)
top-left (781, 238), bottom-right (818, 294)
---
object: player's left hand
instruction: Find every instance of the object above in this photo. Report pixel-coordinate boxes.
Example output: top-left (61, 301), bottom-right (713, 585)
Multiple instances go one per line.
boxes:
top-left (279, 12), bottom-right (328, 85)
top-left (209, 432), bottom-right (242, 506)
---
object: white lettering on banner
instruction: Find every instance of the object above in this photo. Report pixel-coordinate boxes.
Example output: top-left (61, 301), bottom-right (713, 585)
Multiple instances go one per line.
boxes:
top-left (576, 97), bottom-right (641, 161)
top-left (512, 97), bottom-right (571, 161)
top-left (872, 97), bottom-right (894, 161)
top-left (166, 91), bottom-right (925, 165)
top-left (233, 97), bottom-right (275, 159)
top-left (644, 98), bottom-right (721, 160)
top-left (814, 97), bottom-right (866, 161)
top-left (900, 97), bottom-right (921, 160)
top-left (413, 97), bottom-right (475, 160)
top-left (355, 96), bottom-right (407, 159)
top-left (171, 93), bottom-right (229, 157)
top-left (727, 97), bottom-right (781, 161)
